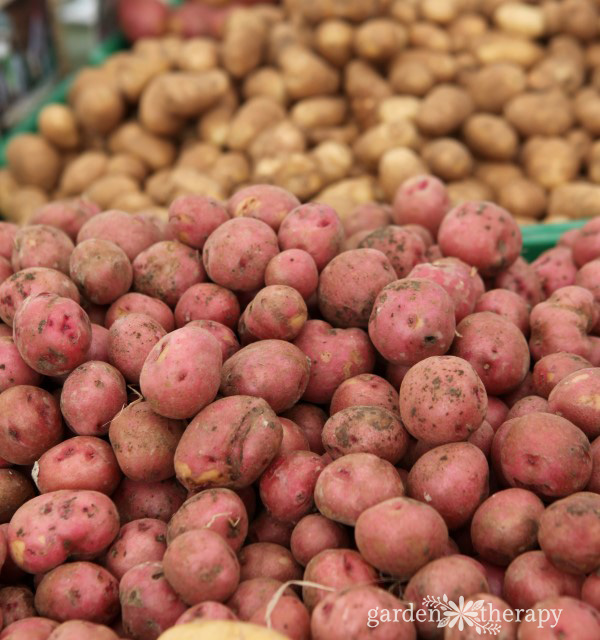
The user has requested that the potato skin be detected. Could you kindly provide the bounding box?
[518,596,600,640]
[228,184,300,231]
[531,246,578,298]
[175,282,241,329]
[264,249,319,301]
[548,368,600,439]
[475,288,530,335]
[330,373,398,416]
[0,470,35,523]
[494,256,543,308]
[187,319,240,362]
[392,174,449,235]
[11,225,74,275]
[290,514,350,567]
[168,195,230,249]
[239,543,302,583]
[0,617,59,640]
[111,477,186,524]
[105,292,174,332]
[226,578,297,622]
[0,585,35,627]
[358,225,426,279]
[0,337,41,393]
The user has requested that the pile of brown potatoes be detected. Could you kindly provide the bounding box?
[4,0,600,225]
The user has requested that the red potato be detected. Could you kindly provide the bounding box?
[330,373,398,416]
[175,602,237,626]
[576,258,600,324]
[0,586,35,627]
[140,326,222,419]
[532,246,578,297]
[247,510,294,546]
[293,320,375,404]
[104,518,167,579]
[573,217,600,267]
[494,256,544,307]
[0,257,12,284]
[249,596,310,640]
[203,218,279,291]
[502,371,537,407]
[443,593,517,640]
[518,596,600,640]
[369,279,456,367]
[13,293,91,376]
[238,285,307,342]
[314,453,404,526]
[167,195,229,250]
[0,223,18,261]
[500,412,592,498]
[111,477,186,524]
[118,0,169,40]
[322,406,409,463]
[290,515,350,566]
[485,396,509,430]
[277,417,310,455]
[174,282,241,329]
[502,551,583,609]
[468,419,495,456]
[470,488,545,566]
[119,561,187,640]
[278,203,344,271]
[186,319,240,361]
[87,324,109,362]
[317,249,396,328]
[559,228,582,249]
[537,492,600,575]
[355,497,449,579]
[61,361,126,436]
[34,436,121,495]
[407,442,489,530]
[239,543,302,583]
[174,396,282,491]
[228,185,300,231]
[133,240,205,307]
[385,361,410,389]
[505,395,549,420]
[475,288,530,334]
[167,488,248,552]
[0,386,63,465]
[227,578,298,621]
[105,292,174,332]
[0,337,41,392]
[7,490,119,574]
[548,368,600,439]
[358,226,426,279]
[29,198,100,241]
[264,249,319,301]
[34,562,118,624]
[400,355,488,445]
[108,312,166,383]
[281,404,327,455]
[11,225,74,275]
[0,469,35,523]
[109,401,184,482]
[588,437,600,493]
[582,572,600,610]
[342,202,391,238]
[302,549,378,611]
[77,210,161,261]
[0,618,59,640]
[451,312,530,396]
[69,239,132,305]
[392,174,450,236]
[532,352,593,398]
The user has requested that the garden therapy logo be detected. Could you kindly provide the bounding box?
[423,595,501,634]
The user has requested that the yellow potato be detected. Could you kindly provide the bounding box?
[158,620,288,640]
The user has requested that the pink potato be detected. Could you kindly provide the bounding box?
[532,246,578,297]
[518,596,600,640]
[187,319,240,361]
[104,518,167,580]
[281,404,327,454]
[133,240,204,306]
[278,203,344,271]
[0,386,63,465]
[559,227,583,249]
[109,401,184,481]
[314,453,404,526]
[369,279,455,367]
[532,352,593,398]
[87,324,109,362]
[167,488,248,552]
[175,602,237,626]
[470,488,545,566]
[238,285,307,342]
[163,529,240,604]
[537,492,600,575]
[588,436,600,493]
[247,510,294,546]
[582,572,600,609]
[105,292,174,331]
[220,340,309,413]
[265,249,319,301]
[399,355,488,444]
[7,490,120,574]
[0,618,58,640]
[392,174,450,235]
[342,202,392,237]
[330,373,398,416]
[249,596,310,640]
[499,412,592,498]
[175,396,282,491]
[47,621,119,640]
[174,282,241,329]
[0,257,12,284]
[11,225,74,274]
[322,406,409,463]
[140,326,222,419]
[468,419,495,456]
[355,497,449,579]
[13,293,91,375]
[0,337,41,392]
[34,562,119,624]
[203,218,279,291]
[486,396,509,430]
[407,442,489,530]
[451,312,530,396]
[277,417,310,455]
[0,469,35,524]
[317,249,396,328]
[572,217,600,266]
[77,210,161,261]
[119,561,187,640]
[239,543,302,583]
[69,239,132,305]
[293,320,375,404]
[108,312,166,383]
[438,200,522,276]
[61,361,127,436]
[227,578,298,621]
[502,551,583,609]
[0,586,35,627]
[228,185,300,231]
[0,223,18,261]
[168,195,229,249]
[111,477,186,524]
[443,593,517,640]
[34,436,121,495]
[548,368,600,439]
[505,395,549,420]
[358,225,426,278]
[29,198,100,240]
[259,451,325,523]
[475,288,530,334]
[494,256,544,307]
[576,258,600,326]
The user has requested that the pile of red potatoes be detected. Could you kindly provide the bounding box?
[0,176,598,640]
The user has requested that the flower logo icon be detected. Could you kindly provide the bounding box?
[422,595,503,635]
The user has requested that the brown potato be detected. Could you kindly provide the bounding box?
[38,105,80,150]
[522,137,581,189]
[421,138,474,181]
[463,113,519,161]
[416,84,474,136]
[498,178,547,220]
[6,134,61,192]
